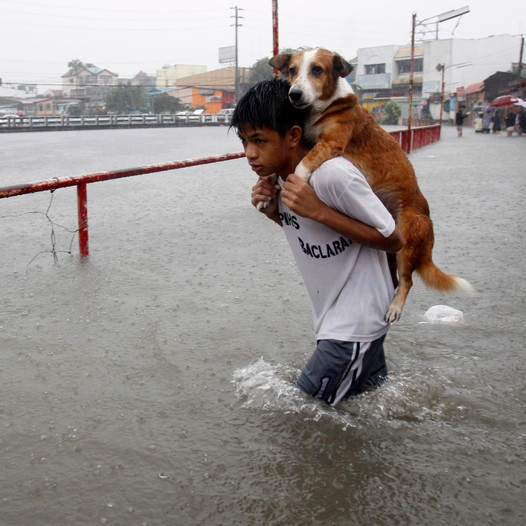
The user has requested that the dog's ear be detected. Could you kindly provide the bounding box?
[269,54,292,77]
[333,54,353,78]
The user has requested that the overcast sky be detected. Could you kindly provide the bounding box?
[1,0,524,89]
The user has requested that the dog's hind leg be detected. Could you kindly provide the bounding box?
[385,249,414,323]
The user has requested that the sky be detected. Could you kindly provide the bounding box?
[0,0,524,91]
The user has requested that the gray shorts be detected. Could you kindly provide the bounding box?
[296,335,388,406]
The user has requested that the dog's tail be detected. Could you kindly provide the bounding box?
[417,261,476,295]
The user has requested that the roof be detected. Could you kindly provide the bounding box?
[465,81,485,94]
[0,86,33,99]
[395,45,424,59]
[86,66,103,75]
[62,65,117,78]
[176,66,252,91]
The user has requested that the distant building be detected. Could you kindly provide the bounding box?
[170,66,251,113]
[131,71,156,87]
[354,34,524,122]
[156,64,207,88]
[23,97,82,116]
[0,85,34,114]
[61,63,117,111]
[117,71,156,87]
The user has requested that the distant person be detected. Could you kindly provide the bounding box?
[492,110,502,134]
[474,113,483,133]
[482,110,492,134]
[517,108,526,137]
[505,109,516,137]
[455,105,469,137]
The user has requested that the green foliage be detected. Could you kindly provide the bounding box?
[382,100,402,125]
[67,104,82,116]
[249,49,305,87]
[152,93,183,114]
[67,59,84,73]
[250,57,275,85]
[105,84,146,114]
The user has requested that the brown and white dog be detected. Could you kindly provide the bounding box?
[269,48,473,322]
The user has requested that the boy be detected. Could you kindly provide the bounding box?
[231,79,402,406]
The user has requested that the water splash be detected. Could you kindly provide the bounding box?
[232,358,458,428]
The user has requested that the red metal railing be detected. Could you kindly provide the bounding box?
[390,124,441,153]
[0,152,245,257]
[0,125,441,257]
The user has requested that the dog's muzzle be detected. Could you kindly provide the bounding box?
[289,89,306,107]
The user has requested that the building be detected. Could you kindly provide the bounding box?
[117,71,156,88]
[156,64,207,88]
[355,44,424,117]
[354,34,524,122]
[169,66,252,113]
[62,64,118,98]
[9,97,81,116]
[0,85,33,114]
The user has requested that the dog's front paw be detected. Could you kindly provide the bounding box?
[256,199,270,211]
[295,160,312,181]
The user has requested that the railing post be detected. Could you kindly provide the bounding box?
[77,183,89,256]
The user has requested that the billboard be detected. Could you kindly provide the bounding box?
[219,46,236,64]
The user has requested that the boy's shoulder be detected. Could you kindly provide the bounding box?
[313,156,365,183]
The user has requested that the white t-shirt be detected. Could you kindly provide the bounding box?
[278,157,396,342]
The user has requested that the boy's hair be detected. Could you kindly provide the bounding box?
[230,78,305,137]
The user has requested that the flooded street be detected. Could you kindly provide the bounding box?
[0,125,525,525]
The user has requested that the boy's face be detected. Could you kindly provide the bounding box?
[237,125,296,179]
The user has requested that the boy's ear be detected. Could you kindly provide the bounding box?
[287,125,303,146]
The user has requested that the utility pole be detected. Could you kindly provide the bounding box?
[518,37,524,82]
[407,12,416,153]
[231,6,243,104]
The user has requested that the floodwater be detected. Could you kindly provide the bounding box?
[0,125,524,525]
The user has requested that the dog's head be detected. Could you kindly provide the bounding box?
[269,48,353,109]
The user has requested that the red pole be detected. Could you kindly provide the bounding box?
[272,0,279,76]
[77,183,89,256]
[272,0,279,57]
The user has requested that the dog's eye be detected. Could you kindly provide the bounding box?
[289,67,296,76]
[312,66,323,76]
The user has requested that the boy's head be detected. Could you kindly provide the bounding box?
[230,78,305,138]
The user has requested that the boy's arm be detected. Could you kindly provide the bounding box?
[251,176,282,225]
[281,174,403,252]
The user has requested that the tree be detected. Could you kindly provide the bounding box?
[250,57,275,85]
[249,48,305,87]
[67,59,85,74]
[382,100,402,125]
[67,104,82,116]
[152,93,183,114]
[105,84,146,114]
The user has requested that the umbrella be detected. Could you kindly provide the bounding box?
[490,95,519,107]
[513,98,526,108]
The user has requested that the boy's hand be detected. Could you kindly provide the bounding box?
[251,176,280,217]
[281,173,324,220]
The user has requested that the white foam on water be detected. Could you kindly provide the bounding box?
[232,358,306,412]
[232,359,455,429]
